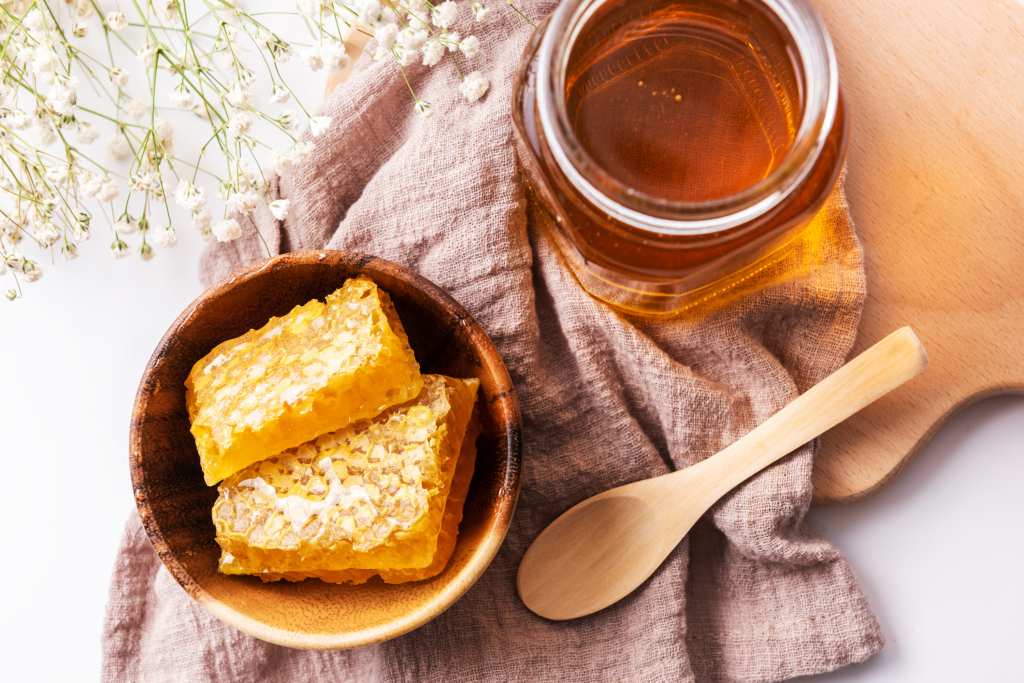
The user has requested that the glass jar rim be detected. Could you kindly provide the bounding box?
[535,0,841,236]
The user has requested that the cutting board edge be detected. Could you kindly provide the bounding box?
[812,383,1024,504]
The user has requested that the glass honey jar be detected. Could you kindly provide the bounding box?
[512,0,846,316]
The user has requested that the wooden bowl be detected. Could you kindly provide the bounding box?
[130,250,522,649]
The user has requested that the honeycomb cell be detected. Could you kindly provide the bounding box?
[213,375,479,579]
[186,277,423,485]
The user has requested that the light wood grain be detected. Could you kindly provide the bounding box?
[517,328,927,620]
[330,2,1024,504]
[811,0,1024,501]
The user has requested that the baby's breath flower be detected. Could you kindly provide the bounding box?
[97,179,120,203]
[396,48,417,67]
[137,45,157,67]
[228,111,253,139]
[72,21,88,38]
[115,216,138,235]
[158,0,180,23]
[77,121,99,144]
[398,28,428,52]
[170,89,199,110]
[459,35,481,59]
[106,136,131,161]
[125,98,148,121]
[192,209,212,235]
[175,181,207,211]
[303,47,324,71]
[227,83,252,108]
[320,41,348,69]
[269,199,290,221]
[472,2,490,21]
[155,119,175,155]
[226,191,259,216]
[108,67,129,88]
[415,100,433,118]
[375,23,399,52]
[106,12,128,32]
[212,217,242,242]
[460,70,490,102]
[358,0,382,25]
[421,40,444,67]
[155,225,177,247]
[61,242,79,260]
[140,242,154,260]
[308,116,332,137]
[270,85,290,104]
[74,0,94,19]
[432,1,459,29]
[45,80,77,115]
[110,237,129,258]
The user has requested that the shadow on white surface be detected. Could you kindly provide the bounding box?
[809,395,1024,682]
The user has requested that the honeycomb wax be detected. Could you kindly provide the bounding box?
[257,412,480,585]
[186,277,423,485]
[213,375,479,578]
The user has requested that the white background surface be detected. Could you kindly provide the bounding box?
[3,10,1024,683]
[5,228,1023,682]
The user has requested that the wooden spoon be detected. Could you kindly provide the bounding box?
[517,326,927,620]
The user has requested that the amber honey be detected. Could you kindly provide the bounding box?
[513,0,846,315]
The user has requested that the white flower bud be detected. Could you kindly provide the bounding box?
[213,218,242,242]
[303,47,324,71]
[308,115,332,137]
[421,40,444,67]
[375,22,399,51]
[77,121,98,144]
[174,181,207,211]
[397,28,428,51]
[226,191,259,216]
[106,11,128,32]
[108,67,129,88]
[459,35,481,59]
[358,0,382,25]
[269,200,290,221]
[228,111,253,139]
[106,136,130,161]
[75,0,94,19]
[110,238,129,258]
[270,85,290,104]
[155,225,177,247]
[115,217,138,235]
[320,41,349,69]
[471,2,490,21]
[170,89,198,110]
[97,179,120,203]
[460,70,490,103]
[432,1,459,29]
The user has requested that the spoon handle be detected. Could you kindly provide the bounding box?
[690,326,928,502]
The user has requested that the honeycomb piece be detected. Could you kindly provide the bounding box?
[186,277,423,485]
[214,375,479,576]
[257,413,480,585]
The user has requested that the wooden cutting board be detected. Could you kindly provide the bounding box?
[331,0,1024,503]
[811,0,1024,502]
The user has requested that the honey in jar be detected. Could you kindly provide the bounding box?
[513,0,846,315]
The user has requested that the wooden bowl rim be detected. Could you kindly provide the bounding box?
[130,249,522,649]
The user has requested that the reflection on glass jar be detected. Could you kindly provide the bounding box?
[513,0,847,316]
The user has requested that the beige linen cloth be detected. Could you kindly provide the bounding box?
[104,3,883,680]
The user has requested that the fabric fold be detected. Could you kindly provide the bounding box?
[106,2,883,680]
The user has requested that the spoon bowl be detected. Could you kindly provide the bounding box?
[518,327,927,620]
